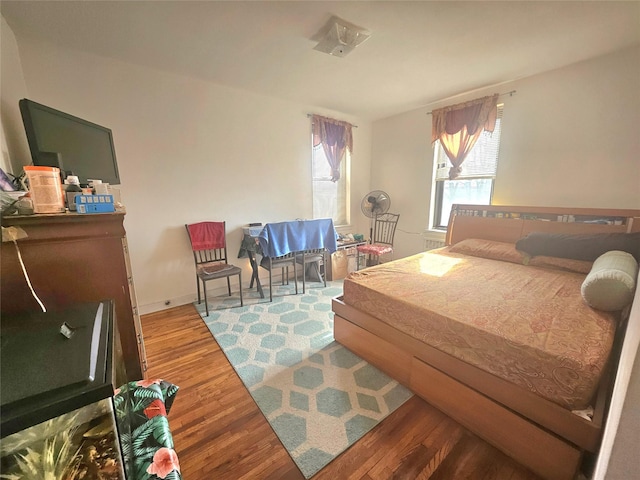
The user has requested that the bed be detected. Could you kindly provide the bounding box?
[332,205,640,480]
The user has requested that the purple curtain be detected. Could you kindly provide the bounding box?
[431,94,499,180]
[312,115,353,182]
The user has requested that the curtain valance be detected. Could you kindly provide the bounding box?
[431,94,499,144]
[430,94,499,180]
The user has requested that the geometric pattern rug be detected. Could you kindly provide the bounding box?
[195,280,413,478]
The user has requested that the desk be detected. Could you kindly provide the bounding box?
[238,233,264,299]
[337,239,367,249]
[239,220,338,298]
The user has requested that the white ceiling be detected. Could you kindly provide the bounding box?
[2,1,639,120]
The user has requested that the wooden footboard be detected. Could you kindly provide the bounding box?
[332,296,615,480]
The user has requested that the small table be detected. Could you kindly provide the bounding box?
[337,239,367,249]
[238,233,264,299]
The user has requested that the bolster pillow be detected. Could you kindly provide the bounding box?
[581,250,638,311]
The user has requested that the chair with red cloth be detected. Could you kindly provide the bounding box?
[356,213,400,269]
[185,221,243,314]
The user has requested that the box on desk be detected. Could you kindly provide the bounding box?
[243,226,264,237]
[75,194,115,214]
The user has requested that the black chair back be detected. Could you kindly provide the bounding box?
[373,213,400,246]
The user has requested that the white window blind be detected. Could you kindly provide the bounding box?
[434,105,503,181]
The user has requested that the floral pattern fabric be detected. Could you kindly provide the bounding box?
[114,379,181,480]
[356,243,393,256]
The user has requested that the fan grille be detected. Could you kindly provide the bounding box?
[361,190,390,218]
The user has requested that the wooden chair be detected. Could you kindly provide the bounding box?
[185,222,243,315]
[260,253,298,302]
[296,248,327,293]
[356,213,400,269]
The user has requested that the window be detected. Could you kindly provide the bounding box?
[431,105,503,229]
[312,142,349,226]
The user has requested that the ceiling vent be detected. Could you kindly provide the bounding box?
[313,16,371,58]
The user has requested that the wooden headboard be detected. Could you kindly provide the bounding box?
[445,204,640,246]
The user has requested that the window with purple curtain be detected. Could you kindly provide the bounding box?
[311,115,353,226]
[431,102,504,229]
[431,94,499,180]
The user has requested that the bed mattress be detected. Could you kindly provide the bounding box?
[343,247,617,409]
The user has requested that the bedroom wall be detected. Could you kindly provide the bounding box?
[371,44,640,260]
[0,17,30,176]
[2,30,372,313]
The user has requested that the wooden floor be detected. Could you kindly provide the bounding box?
[141,304,541,480]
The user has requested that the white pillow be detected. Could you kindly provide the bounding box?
[581,250,638,311]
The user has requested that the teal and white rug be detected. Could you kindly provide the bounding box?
[196,281,413,478]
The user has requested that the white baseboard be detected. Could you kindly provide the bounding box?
[138,271,288,315]
[138,292,198,315]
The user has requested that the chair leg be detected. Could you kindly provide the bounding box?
[302,255,306,294]
[269,269,273,302]
[238,272,243,307]
[196,276,202,303]
[311,262,321,287]
[226,277,232,297]
[293,260,298,295]
[203,280,209,316]
[323,251,327,286]
[316,253,327,287]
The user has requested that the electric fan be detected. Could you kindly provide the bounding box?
[361,190,391,241]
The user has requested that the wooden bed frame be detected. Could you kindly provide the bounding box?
[332,205,640,480]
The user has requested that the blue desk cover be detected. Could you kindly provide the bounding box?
[258,219,338,258]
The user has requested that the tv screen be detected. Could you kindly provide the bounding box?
[19,99,120,185]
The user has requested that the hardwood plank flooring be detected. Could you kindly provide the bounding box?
[141,304,541,480]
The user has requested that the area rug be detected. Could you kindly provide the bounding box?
[195,281,413,478]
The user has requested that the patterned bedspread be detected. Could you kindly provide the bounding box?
[343,247,617,409]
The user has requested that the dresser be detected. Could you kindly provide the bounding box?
[1,212,146,380]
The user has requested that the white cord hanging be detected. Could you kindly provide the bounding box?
[3,226,47,312]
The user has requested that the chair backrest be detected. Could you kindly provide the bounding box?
[300,248,327,263]
[372,213,399,246]
[185,222,229,266]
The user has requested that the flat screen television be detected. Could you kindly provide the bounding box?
[19,99,120,185]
